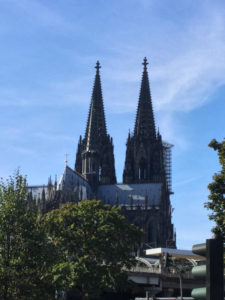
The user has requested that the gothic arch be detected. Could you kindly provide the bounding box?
[138,157,147,180]
[145,218,157,246]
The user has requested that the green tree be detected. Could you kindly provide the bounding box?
[205,139,225,239]
[0,171,57,300]
[44,200,142,300]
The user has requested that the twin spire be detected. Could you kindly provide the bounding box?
[84,57,156,150]
[85,61,107,151]
[76,58,157,186]
[81,61,116,187]
[134,57,156,140]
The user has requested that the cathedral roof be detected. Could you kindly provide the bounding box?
[57,165,92,198]
[97,183,162,206]
[27,185,48,200]
[134,57,156,139]
[84,61,107,151]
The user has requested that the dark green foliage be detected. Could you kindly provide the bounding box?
[44,200,142,299]
[205,139,225,239]
[161,253,192,276]
[0,172,142,299]
[0,171,57,300]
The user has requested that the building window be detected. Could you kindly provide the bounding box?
[99,166,102,181]
[139,158,146,180]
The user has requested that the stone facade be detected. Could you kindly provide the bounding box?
[28,58,176,249]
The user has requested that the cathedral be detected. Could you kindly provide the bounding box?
[28,58,176,249]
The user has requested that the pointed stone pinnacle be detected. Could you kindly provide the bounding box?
[134,58,156,139]
[85,61,107,151]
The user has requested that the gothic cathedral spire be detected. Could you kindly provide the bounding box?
[85,61,107,151]
[134,57,156,140]
[75,62,116,190]
[123,58,165,184]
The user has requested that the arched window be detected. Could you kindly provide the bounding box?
[139,157,146,180]
[99,166,102,181]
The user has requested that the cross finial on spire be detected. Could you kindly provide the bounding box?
[95,61,101,72]
[65,153,69,166]
[142,57,148,70]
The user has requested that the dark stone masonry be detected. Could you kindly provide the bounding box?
[28,58,176,250]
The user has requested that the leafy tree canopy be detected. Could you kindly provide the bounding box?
[205,139,225,239]
[0,171,57,300]
[44,200,142,300]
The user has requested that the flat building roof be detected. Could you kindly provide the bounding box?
[145,247,205,260]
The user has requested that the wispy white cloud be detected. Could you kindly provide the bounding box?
[1,127,22,138]
[174,175,204,187]
[102,9,225,115]
[1,0,224,167]
[3,1,225,116]
[0,83,89,108]
[97,8,225,150]
[48,78,91,106]
[8,0,75,32]
[153,26,225,113]
[34,132,75,142]
[10,145,35,156]
[157,112,190,150]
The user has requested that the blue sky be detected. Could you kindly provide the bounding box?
[0,0,225,249]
